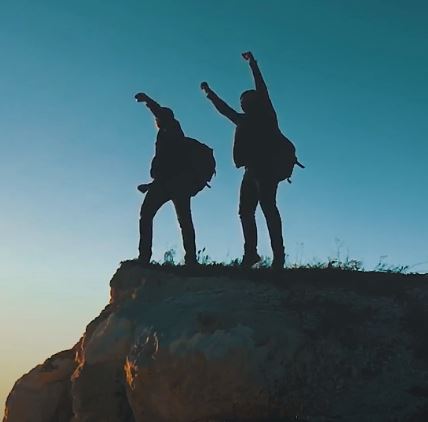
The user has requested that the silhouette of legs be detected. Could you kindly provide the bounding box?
[139,183,170,264]
[239,171,259,263]
[172,195,197,264]
[258,177,285,268]
[239,169,284,267]
[139,181,196,265]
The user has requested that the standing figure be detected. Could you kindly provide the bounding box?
[201,51,287,269]
[134,92,197,266]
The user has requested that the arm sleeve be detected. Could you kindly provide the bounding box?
[206,89,241,125]
[144,96,163,118]
[249,59,278,122]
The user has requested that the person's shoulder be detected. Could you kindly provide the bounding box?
[173,119,185,131]
[234,113,245,123]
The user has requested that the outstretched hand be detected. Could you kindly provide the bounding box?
[200,82,210,93]
[135,92,149,103]
[242,51,255,62]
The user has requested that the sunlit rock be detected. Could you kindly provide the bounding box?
[3,262,428,421]
[3,349,76,422]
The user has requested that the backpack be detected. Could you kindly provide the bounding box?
[273,134,304,183]
[184,137,216,196]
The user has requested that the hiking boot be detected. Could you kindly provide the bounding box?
[184,254,198,267]
[184,260,200,268]
[137,254,151,267]
[241,252,261,268]
[272,255,285,270]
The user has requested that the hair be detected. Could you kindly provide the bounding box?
[240,89,258,101]
[155,107,175,129]
[240,89,261,113]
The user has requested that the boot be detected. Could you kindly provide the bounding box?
[137,253,151,267]
[241,252,261,268]
[184,252,198,267]
[272,252,285,270]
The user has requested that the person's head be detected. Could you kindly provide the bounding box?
[240,89,261,114]
[155,107,175,128]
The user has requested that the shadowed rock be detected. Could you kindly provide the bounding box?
[3,263,428,421]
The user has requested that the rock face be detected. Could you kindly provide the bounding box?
[3,262,428,421]
[3,349,75,422]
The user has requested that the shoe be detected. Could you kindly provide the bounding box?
[241,252,261,268]
[137,254,151,267]
[272,256,285,270]
[185,260,200,268]
[184,256,199,267]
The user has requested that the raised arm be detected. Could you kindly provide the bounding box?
[134,92,164,118]
[201,82,241,125]
[242,52,276,117]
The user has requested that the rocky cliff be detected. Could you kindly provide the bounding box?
[3,262,428,421]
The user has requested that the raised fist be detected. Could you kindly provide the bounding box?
[135,92,149,103]
[200,82,210,93]
[242,51,254,62]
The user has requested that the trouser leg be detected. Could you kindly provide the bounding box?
[172,194,196,264]
[259,178,285,262]
[239,170,259,256]
[138,184,169,263]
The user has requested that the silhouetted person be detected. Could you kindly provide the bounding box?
[134,92,197,266]
[201,51,285,269]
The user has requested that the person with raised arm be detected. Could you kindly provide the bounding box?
[134,92,197,266]
[201,51,286,269]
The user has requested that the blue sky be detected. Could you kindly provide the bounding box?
[1,0,427,412]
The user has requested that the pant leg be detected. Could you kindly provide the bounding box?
[239,169,260,256]
[139,183,170,262]
[258,177,285,260]
[172,194,196,263]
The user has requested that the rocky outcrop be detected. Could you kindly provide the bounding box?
[3,262,428,421]
[3,349,75,422]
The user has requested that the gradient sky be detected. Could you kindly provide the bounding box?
[1,0,427,412]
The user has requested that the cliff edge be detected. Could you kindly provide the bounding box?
[3,262,428,421]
